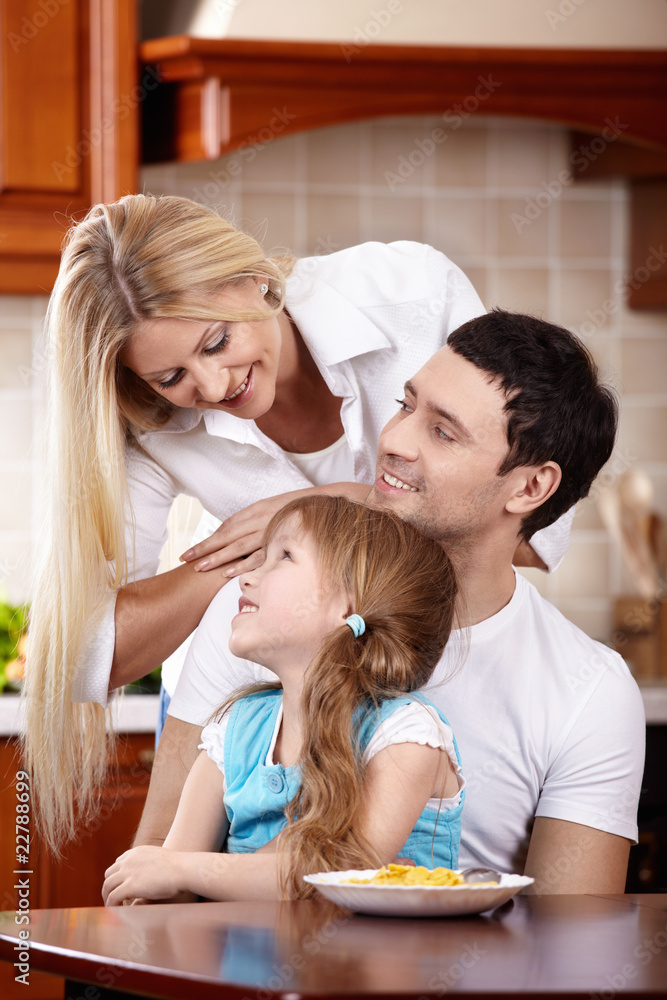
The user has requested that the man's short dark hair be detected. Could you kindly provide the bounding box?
[447,309,618,542]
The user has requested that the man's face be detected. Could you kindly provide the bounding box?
[370,346,519,548]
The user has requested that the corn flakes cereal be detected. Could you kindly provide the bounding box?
[345,864,466,886]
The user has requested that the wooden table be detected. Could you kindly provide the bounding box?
[1,895,667,999]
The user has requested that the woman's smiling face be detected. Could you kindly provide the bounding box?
[121,279,283,418]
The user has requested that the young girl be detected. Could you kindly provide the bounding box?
[102,496,463,903]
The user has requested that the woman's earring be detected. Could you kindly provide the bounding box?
[259,282,269,296]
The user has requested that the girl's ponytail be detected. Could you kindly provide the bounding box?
[279,627,381,897]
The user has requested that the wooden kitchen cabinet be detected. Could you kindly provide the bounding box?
[0,0,138,294]
[140,37,667,308]
[0,731,153,1000]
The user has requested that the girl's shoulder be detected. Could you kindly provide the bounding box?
[354,693,449,743]
[377,692,446,722]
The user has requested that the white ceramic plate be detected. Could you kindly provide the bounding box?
[303,869,534,917]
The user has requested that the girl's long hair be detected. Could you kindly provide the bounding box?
[24,194,288,853]
[231,495,458,898]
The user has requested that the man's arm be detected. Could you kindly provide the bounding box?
[133,715,203,847]
[523,817,631,893]
[521,645,643,894]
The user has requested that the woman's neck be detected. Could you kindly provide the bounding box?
[254,311,344,453]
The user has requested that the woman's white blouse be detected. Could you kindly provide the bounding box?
[73,241,571,704]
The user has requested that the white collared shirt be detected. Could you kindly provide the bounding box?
[73,241,568,704]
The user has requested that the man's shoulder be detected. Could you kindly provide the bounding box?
[513,574,641,700]
[442,572,639,708]
[518,575,621,660]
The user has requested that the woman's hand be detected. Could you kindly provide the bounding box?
[180,483,371,578]
[102,846,188,907]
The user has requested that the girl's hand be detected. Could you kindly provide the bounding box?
[179,484,370,578]
[102,846,187,907]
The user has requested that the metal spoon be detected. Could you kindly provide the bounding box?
[460,867,501,884]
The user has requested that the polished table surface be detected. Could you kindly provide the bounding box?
[1,894,667,999]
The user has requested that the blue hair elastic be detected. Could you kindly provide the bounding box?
[345,614,366,638]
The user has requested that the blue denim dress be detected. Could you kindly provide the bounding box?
[222,688,464,869]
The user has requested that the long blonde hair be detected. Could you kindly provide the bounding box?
[219,495,458,898]
[25,194,288,853]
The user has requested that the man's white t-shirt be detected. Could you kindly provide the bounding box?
[168,572,645,875]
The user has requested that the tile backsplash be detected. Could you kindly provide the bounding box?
[0,296,48,605]
[1,115,665,648]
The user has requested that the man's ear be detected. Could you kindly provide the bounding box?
[505,461,561,515]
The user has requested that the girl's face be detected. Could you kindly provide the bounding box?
[120,279,282,419]
[230,516,349,673]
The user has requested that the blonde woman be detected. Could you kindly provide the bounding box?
[25,193,562,851]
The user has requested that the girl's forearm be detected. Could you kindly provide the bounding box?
[179,850,283,901]
[110,562,228,689]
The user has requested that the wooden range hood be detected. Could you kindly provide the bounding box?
[140,37,667,309]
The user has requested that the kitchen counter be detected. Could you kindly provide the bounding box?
[641,683,667,724]
[0,693,160,736]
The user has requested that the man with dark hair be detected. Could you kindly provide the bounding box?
[448,309,618,540]
[137,310,644,893]
[370,309,642,889]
